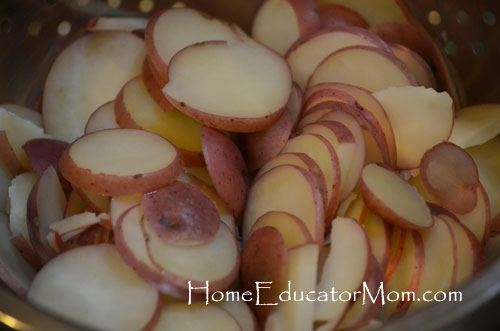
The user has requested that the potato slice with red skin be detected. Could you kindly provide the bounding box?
[303,88,357,114]
[285,26,391,90]
[163,40,292,132]
[457,183,491,243]
[297,99,356,129]
[389,43,436,88]
[10,234,44,271]
[0,104,43,128]
[218,300,259,331]
[86,17,148,32]
[361,163,433,230]
[59,129,183,196]
[22,138,69,175]
[243,108,294,172]
[27,166,67,262]
[241,226,288,321]
[421,142,479,215]
[318,4,369,29]
[309,45,418,91]
[256,153,328,209]
[242,164,324,243]
[145,8,240,86]
[141,182,219,245]
[73,187,110,214]
[142,59,174,113]
[84,101,119,134]
[252,0,319,55]
[248,211,312,249]
[28,245,162,331]
[201,127,249,217]
[288,82,304,131]
[115,75,204,167]
[0,131,25,176]
[281,133,341,221]
[449,104,500,149]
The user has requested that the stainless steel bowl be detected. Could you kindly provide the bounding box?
[1,0,499,330]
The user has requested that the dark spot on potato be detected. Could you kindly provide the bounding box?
[133,174,143,179]
[180,102,186,107]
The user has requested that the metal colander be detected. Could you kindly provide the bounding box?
[0,0,499,330]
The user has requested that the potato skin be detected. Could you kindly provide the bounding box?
[201,126,249,217]
[59,130,184,197]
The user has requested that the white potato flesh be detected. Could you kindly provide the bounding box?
[218,300,257,331]
[373,86,454,169]
[315,217,370,322]
[309,46,416,92]
[287,29,388,90]
[42,31,145,142]
[154,302,240,331]
[362,164,432,228]
[456,185,489,242]
[249,211,311,248]
[0,212,36,295]
[449,104,500,149]
[49,211,100,235]
[0,108,48,169]
[28,245,159,331]
[110,195,141,226]
[69,129,177,177]
[252,0,299,55]
[390,44,435,88]
[8,172,38,243]
[84,101,119,134]
[242,165,322,242]
[144,220,238,283]
[163,39,292,118]
[152,8,240,66]
[0,104,43,128]
[88,17,149,32]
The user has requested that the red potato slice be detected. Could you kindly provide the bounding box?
[0,104,43,128]
[59,129,183,196]
[114,204,196,299]
[243,108,293,172]
[242,164,324,243]
[142,59,175,113]
[361,163,433,229]
[0,213,36,297]
[241,226,288,320]
[408,216,457,312]
[281,134,340,221]
[8,172,38,244]
[306,82,396,166]
[154,302,241,331]
[201,127,249,217]
[420,142,480,215]
[467,136,500,222]
[288,82,304,131]
[303,88,357,113]
[378,229,424,319]
[320,111,366,199]
[87,17,149,32]
[335,257,383,330]
[449,104,500,149]
[22,138,69,175]
[10,235,44,271]
[163,40,292,132]
[317,0,408,26]
[315,217,371,323]
[143,217,239,293]
[286,26,391,90]
[373,86,454,169]
[28,245,161,331]
[27,166,67,262]
[42,31,145,142]
[73,187,110,213]
[145,8,240,86]
[115,75,204,167]
[370,22,434,65]
[456,184,491,243]
[248,211,313,249]
[141,182,220,245]
[218,300,259,331]
[390,43,436,88]
[0,160,12,211]
[177,172,236,234]
[110,195,142,227]
[84,101,119,134]
[430,206,484,286]
[0,108,48,170]
[256,153,329,209]
[184,167,213,187]
[265,244,319,331]
[252,0,319,55]
[0,131,25,176]
[308,45,418,91]
[297,100,349,129]
[318,4,369,29]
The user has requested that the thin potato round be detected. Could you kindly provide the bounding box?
[59,129,183,196]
